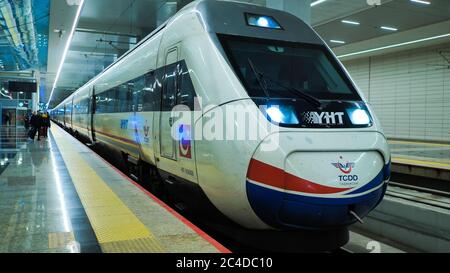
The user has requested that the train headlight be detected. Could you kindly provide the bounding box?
[246,13,282,29]
[266,105,299,124]
[348,109,370,125]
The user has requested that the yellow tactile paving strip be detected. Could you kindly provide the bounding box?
[392,157,450,170]
[51,126,164,252]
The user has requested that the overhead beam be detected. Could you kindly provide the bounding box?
[69,45,119,56]
[0,70,35,78]
[77,20,143,39]
[76,27,139,39]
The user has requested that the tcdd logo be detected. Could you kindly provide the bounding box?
[143,121,150,143]
[332,156,358,182]
[179,125,191,159]
[143,121,150,137]
[332,157,355,174]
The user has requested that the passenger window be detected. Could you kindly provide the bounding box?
[126,84,133,112]
[118,84,130,112]
[142,72,156,112]
[96,93,105,113]
[162,64,177,111]
[132,77,143,112]
[177,62,195,110]
[102,91,110,113]
[111,88,119,113]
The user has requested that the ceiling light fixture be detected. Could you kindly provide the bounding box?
[342,20,360,25]
[311,0,327,7]
[337,33,450,58]
[330,40,346,44]
[380,26,398,31]
[47,0,85,107]
[410,0,431,5]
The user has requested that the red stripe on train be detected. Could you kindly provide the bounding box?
[247,159,352,194]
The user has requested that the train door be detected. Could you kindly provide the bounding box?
[63,105,66,127]
[159,47,179,161]
[70,96,74,129]
[90,87,97,143]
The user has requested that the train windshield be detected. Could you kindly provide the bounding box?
[219,35,361,101]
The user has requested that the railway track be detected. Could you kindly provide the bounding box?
[387,181,450,210]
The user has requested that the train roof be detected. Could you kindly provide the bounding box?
[192,0,323,45]
[54,0,324,109]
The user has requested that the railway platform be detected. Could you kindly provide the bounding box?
[389,140,450,186]
[390,140,450,170]
[0,125,228,253]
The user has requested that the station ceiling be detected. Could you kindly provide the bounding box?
[0,0,449,108]
[0,0,48,97]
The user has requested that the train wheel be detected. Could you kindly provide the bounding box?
[138,161,165,197]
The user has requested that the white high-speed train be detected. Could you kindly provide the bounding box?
[52,0,391,250]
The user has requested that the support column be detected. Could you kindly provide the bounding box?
[33,70,40,112]
[266,0,311,25]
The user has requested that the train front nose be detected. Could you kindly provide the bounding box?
[246,132,390,229]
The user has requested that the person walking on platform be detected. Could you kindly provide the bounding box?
[41,112,50,138]
[37,112,44,140]
[5,112,11,126]
[29,112,42,141]
[24,112,30,130]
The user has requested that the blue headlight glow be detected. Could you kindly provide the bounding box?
[246,13,282,29]
[257,17,269,28]
[266,105,299,124]
[348,109,371,125]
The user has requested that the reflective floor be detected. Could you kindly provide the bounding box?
[0,126,99,253]
[0,125,224,253]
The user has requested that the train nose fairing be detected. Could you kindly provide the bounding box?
[246,132,391,229]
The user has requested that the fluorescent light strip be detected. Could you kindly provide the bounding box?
[330,40,346,44]
[410,0,431,5]
[380,26,398,31]
[337,33,450,58]
[311,0,327,7]
[342,20,360,25]
[47,0,85,107]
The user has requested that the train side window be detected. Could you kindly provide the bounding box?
[118,84,130,112]
[132,76,143,112]
[177,62,195,110]
[126,84,133,112]
[95,95,100,113]
[84,97,90,114]
[102,91,109,113]
[106,88,117,113]
[79,98,86,114]
[96,93,105,113]
[100,92,107,113]
[162,64,177,111]
[142,72,156,112]
[112,88,119,113]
